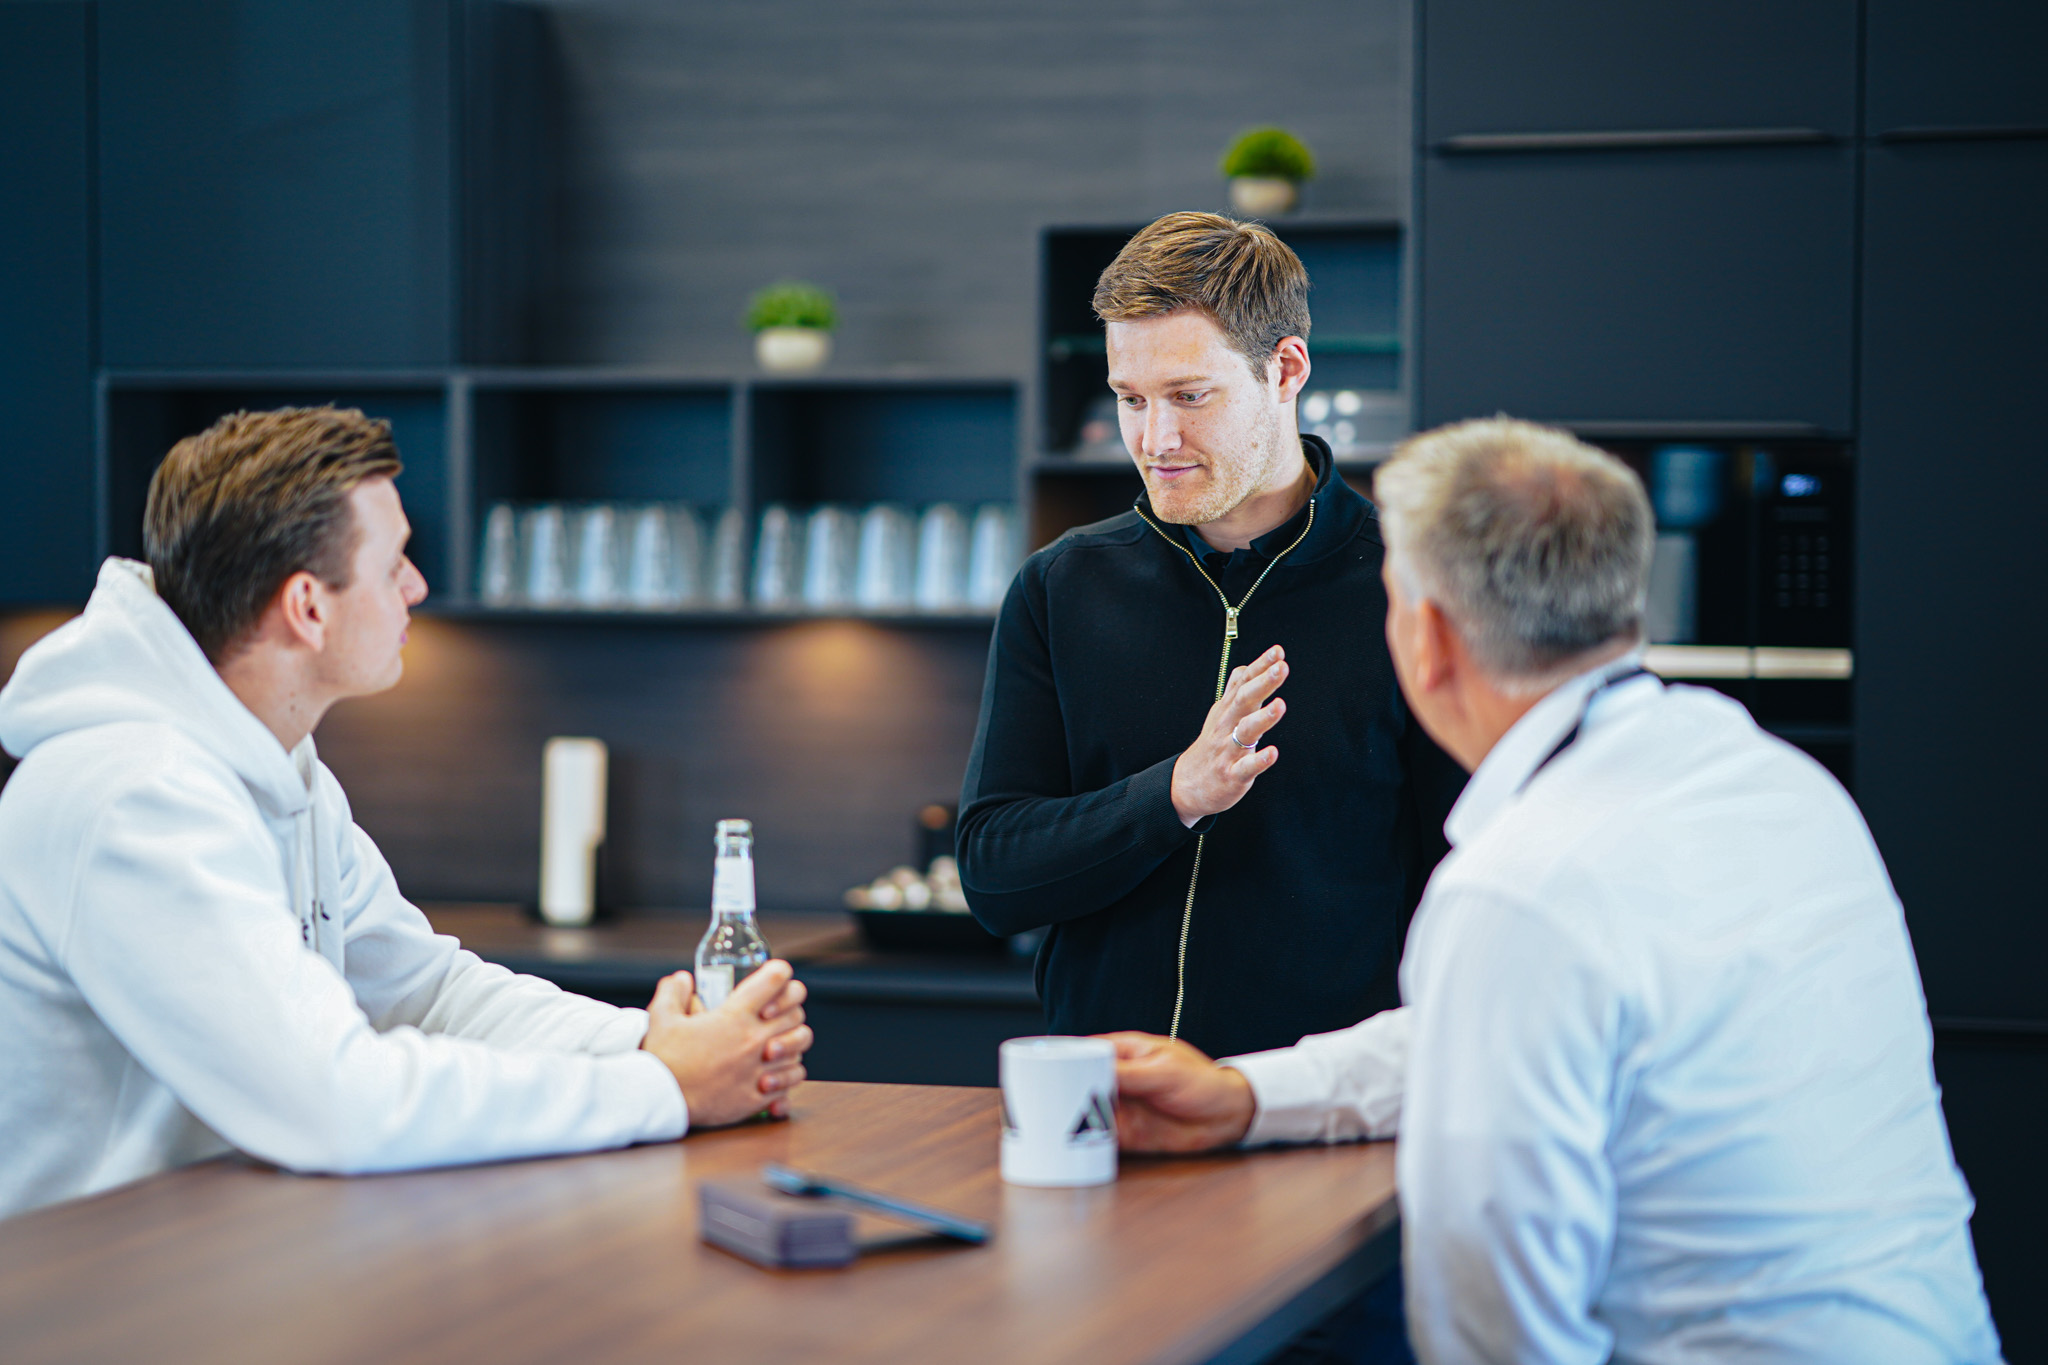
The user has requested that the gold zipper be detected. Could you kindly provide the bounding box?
[1132,498,1315,1039]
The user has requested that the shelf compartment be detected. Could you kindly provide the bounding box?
[748,382,1017,508]
[468,382,734,507]
[100,373,453,588]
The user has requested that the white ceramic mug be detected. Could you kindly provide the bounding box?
[999,1035,1117,1187]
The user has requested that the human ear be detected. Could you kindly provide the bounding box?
[274,571,328,652]
[1413,597,1459,695]
[1270,337,1311,404]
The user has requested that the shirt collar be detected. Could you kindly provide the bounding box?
[1442,650,1653,848]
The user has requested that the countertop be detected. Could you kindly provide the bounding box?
[425,903,1040,1008]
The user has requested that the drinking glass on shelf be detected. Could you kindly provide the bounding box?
[571,504,622,608]
[668,504,706,606]
[623,504,678,608]
[854,504,916,612]
[478,503,519,606]
[914,504,969,612]
[802,505,858,610]
[521,504,568,607]
[966,504,1019,610]
[752,504,802,609]
[707,506,747,608]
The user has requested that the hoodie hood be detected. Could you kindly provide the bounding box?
[0,559,310,819]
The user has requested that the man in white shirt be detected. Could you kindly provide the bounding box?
[0,406,811,1218]
[1108,418,2003,1363]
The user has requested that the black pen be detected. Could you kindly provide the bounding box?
[759,1164,992,1244]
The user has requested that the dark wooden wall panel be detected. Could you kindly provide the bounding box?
[311,617,994,911]
[539,0,1409,371]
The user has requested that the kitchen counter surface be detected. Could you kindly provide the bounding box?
[425,905,1043,1086]
[424,903,1039,1007]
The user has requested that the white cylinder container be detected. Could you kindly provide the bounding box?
[538,737,608,926]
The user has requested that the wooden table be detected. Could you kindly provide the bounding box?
[0,1083,1399,1365]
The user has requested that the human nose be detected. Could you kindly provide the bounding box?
[401,556,429,606]
[1143,402,1181,458]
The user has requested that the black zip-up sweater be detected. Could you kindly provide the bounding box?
[958,437,1466,1061]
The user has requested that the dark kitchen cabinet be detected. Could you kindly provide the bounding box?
[1856,139,2048,1023]
[1415,144,1855,430]
[1865,0,2048,136]
[1420,0,1858,142]
[0,3,97,606]
[96,0,554,371]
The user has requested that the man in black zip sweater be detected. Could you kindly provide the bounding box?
[959,213,1465,1063]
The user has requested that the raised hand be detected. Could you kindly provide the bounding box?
[1103,1031,1256,1153]
[640,961,812,1126]
[1169,645,1288,827]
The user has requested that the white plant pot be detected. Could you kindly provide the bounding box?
[755,326,832,373]
[1229,176,1300,216]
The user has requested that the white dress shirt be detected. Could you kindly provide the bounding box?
[1225,660,2003,1364]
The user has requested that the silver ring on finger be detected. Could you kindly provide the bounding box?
[1230,725,1258,750]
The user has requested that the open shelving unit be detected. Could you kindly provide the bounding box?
[98,368,1024,626]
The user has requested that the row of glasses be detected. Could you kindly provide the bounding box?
[479,503,748,609]
[477,501,1019,614]
[751,503,1018,612]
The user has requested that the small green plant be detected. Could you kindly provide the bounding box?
[745,280,837,333]
[1220,127,1317,182]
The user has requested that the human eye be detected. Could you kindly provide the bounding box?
[1117,393,1144,409]
[1176,389,1208,405]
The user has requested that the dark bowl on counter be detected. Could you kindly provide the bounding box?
[851,907,1009,955]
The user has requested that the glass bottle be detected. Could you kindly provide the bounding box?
[695,818,770,1009]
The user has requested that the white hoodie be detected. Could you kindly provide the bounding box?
[0,560,686,1217]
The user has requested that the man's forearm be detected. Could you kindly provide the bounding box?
[1222,1006,1410,1145]
[958,757,1202,935]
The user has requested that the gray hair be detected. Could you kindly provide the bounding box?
[1373,418,1654,688]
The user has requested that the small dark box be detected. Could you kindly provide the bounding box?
[699,1181,855,1269]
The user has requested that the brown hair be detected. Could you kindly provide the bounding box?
[143,407,403,661]
[1091,211,1312,372]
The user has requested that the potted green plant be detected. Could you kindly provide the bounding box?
[1220,127,1316,216]
[745,280,837,372]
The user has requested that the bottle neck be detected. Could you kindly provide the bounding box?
[711,851,756,919]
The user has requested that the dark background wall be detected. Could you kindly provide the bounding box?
[0,0,1414,909]
[540,0,1409,370]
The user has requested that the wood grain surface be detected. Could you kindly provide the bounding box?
[0,1082,1398,1365]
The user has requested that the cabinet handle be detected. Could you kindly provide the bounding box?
[1560,420,1828,440]
[1877,125,2048,145]
[1434,127,1836,154]
[1930,1016,2048,1041]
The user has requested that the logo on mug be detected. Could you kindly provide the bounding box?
[1068,1091,1115,1146]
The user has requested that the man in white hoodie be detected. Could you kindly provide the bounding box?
[0,406,811,1218]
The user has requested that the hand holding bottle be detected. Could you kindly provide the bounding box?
[641,962,812,1126]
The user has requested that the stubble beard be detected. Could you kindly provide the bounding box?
[1147,408,1288,527]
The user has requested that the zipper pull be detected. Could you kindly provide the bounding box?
[1224,606,1239,640]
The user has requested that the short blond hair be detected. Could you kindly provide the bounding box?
[144,407,403,661]
[1092,211,1310,372]
[1374,418,1653,684]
